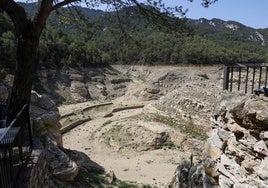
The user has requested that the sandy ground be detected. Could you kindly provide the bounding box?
[61,65,221,187]
[62,107,184,187]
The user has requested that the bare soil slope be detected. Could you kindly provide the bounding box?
[62,65,224,187]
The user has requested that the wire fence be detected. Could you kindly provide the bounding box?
[0,104,33,188]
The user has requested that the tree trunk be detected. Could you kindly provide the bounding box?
[1,1,53,124]
[7,21,39,123]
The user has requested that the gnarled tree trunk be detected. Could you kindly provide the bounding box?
[0,0,53,123]
[7,22,39,122]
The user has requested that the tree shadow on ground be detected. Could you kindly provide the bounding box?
[55,148,143,188]
[55,148,108,188]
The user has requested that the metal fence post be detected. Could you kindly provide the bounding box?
[223,66,230,90]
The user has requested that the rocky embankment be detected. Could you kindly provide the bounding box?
[30,91,79,185]
[37,66,132,103]
[170,93,268,188]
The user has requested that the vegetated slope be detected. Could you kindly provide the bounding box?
[0,3,267,69]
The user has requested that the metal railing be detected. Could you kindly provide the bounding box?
[223,64,268,95]
[0,104,33,188]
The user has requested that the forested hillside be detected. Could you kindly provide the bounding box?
[0,2,267,69]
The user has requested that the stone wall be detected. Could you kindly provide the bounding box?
[17,140,50,188]
[17,90,79,188]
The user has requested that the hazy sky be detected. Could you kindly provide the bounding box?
[171,0,268,29]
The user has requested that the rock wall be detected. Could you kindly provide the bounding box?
[16,90,80,187]
[170,93,268,188]
[18,140,50,188]
[35,66,132,103]
[30,91,79,182]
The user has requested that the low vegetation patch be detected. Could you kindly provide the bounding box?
[146,114,208,141]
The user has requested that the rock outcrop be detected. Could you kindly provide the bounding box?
[146,68,223,130]
[170,93,268,188]
[70,81,89,102]
[30,91,79,182]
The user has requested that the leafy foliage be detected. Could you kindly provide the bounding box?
[0,3,267,68]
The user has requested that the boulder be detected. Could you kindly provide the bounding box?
[70,81,89,102]
[230,96,268,129]
[254,157,268,180]
[253,140,268,156]
[70,81,88,97]
[31,91,57,111]
[110,78,131,84]
[91,76,105,83]
[260,131,268,140]
[69,74,84,81]
[46,137,79,181]
[149,132,169,149]
[144,87,160,94]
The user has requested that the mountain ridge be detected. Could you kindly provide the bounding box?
[188,17,267,46]
[16,2,268,47]
[0,3,267,67]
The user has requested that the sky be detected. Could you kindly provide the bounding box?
[167,0,268,29]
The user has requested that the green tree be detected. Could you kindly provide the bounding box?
[0,31,17,68]
[265,50,268,63]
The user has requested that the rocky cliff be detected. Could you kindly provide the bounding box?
[170,93,268,187]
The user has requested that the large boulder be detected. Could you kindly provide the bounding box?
[31,91,62,146]
[46,137,79,181]
[31,91,57,111]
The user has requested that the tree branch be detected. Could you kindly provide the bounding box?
[0,0,28,36]
[50,0,80,11]
[202,0,218,7]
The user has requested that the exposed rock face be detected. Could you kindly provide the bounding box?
[209,94,268,187]
[47,137,79,181]
[170,93,268,187]
[31,91,62,146]
[70,81,89,102]
[30,91,79,181]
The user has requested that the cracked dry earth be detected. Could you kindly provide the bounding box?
[61,65,224,187]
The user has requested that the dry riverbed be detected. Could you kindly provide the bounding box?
[62,65,223,187]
